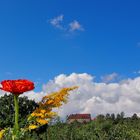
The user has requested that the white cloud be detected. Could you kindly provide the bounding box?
[24,73,140,118]
[134,70,140,74]
[69,20,84,32]
[2,73,140,119]
[49,15,84,33]
[101,72,119,83]
[137,42,140,47]
[0,89,8,97]
[49,15,64,29]
[0,84,6,97]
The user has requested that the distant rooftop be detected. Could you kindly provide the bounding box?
[67,114,91,120]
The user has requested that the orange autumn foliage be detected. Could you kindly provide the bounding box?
[28,86,78,129]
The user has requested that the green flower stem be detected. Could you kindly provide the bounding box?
[14,95,19,134]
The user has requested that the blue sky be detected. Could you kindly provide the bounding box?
[0,0,140,90]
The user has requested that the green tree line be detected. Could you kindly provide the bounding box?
[1,95,140,140]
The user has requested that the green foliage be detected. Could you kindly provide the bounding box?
[2,112,140,139]
[0,94,38,129]
[44,113,140,140]
[1,95,140,140]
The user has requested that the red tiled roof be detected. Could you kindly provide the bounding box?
[67,114,91,120]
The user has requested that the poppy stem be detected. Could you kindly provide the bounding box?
[14,95,19,135]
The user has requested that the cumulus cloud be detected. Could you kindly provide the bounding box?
[22,73,140,118]
[2,73,140,119]
[49,15,64,29]
[101,72,119,83]
[0,87,8,97]
[0,84,5,96]
[69,20,84,32]
[48,74,140,118]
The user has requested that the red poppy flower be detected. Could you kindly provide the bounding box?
[0,79,34,95]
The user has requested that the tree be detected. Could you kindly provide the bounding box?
[120,112,125,119]
[0,94,38,128]
[110,113,115,121]
[96,114,105,122]
[132,113,138,120]
[105,113,111,120]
